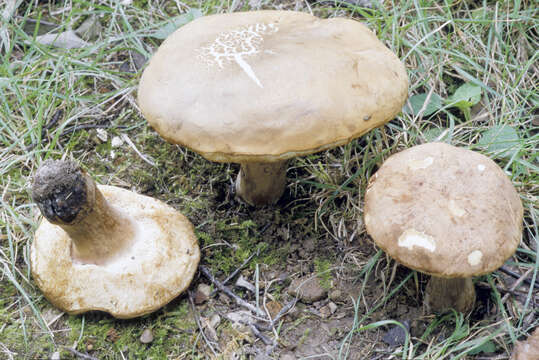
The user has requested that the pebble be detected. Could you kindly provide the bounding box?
[194,283,211,304]
[329,289,343,302]
[140,328,154,344]
[287,276,327,303]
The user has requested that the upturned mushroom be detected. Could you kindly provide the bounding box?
[138,10,408,206]
[31,160,200,318]
[364,143,523,313]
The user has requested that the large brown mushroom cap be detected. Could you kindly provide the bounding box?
[31,186,200,319]
[138,10,408,163]
[364,142,523,278]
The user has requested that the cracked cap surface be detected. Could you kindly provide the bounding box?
[364,142,523,278]
[138,10,408,163]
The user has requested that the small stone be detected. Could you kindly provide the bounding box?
[328,301,338,314]
[303,238,316,252]
[201,317,218,342]
[319,305,331,318]
[96,128,108,142]
[111,136,123,147]
[209,314,221,328]
[194,283,211,304]
[51,351,61,360]
[329,289,343,302]
[140,328,154,344]
[280,354,296,360]
[287,276,327,303]
[382,320,410,347]
[86,343,93,351]
[254,354,272,360]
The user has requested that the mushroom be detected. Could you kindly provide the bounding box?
[363,143,523,313]
[138,10,408,206]
[31,160,200,318]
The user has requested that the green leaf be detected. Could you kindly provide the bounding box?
[478,125,520,158]
[403,93,443,116]
[468,340,498,355]
[150,9,203,39]
[445,82,482,111]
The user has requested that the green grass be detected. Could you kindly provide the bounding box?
[0,0,537,359]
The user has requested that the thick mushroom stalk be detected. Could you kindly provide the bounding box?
[425,277,476,313]
[235,161,287,206]
[32,160,133,265]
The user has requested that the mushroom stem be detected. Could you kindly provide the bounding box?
[32,160,133,265]
[425,276,476,313]
[235,161,287,206]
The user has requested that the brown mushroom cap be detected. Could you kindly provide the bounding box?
[364,142,523,278]
[138,10,408,163]
[31,186,200,319]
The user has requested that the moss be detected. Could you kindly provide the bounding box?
[314,257,334,290]
[65,302,197,359]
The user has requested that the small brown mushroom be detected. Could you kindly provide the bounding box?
[31,160,200,318]
[364,143,523,313]
[138,10,408,206]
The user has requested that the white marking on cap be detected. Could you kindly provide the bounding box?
[477,164,485,172]
[398,229,436,252]
[448,199,466,217]
[197,23,279,88]
[467,250,483,266]
[408,157,434,170]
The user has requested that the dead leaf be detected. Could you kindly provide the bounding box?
[75,16,102,41]
[35,30,89,49]
[106,328,120,343]
[265,301,282,319]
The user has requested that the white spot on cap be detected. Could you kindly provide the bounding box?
[467,250,483,266]
[408,157,434,170]
[448,199,466,217]
[398,229,436,252]
[477,164,485,172]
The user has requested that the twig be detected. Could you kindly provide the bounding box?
[62,346,99,360]
[60,123,127,137]
[256,299,297,331]
[499,265,539,288]
[209,248,259,297]
[45,109,63,131]
[199,265,265,317]
[25,109,64,151]
[121,133,156,167]
[250,324,274,346]
[188,291,219,357]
